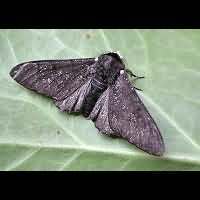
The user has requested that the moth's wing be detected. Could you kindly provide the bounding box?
[10,58,95,112]
[89,73,164,156]
[89,88,116,135]
[109,73,165,156]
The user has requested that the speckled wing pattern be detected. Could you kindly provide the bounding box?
[9,58,95,113]
[89,88,116,135]
[90,73,165,156]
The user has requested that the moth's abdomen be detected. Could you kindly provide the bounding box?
[82,78,107,117]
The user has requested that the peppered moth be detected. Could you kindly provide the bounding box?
[9,52,165,156]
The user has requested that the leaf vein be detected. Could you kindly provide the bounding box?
[59,151,83,171]
[53,34,84,57]
[6,37,18,63]
[99,29,112,51]
[140,93,200,150]
[5,148,41,171]
[0,94,85,146]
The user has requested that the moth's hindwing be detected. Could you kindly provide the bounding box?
[89,88,116,135]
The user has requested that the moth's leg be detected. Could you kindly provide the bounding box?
[126,69,144,91]
[133,76,145,82]
[132,76,144,91]
[125,69,145,79]
[134,86,143,92]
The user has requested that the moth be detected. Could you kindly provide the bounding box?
[9,52,165,156]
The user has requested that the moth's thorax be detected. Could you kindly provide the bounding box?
[94,52,125,85]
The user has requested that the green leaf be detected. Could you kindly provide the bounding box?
[1,29,200,170]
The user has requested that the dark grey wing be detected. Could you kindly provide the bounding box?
[109,73,165,156]
[89,88,116,135]
[89,73,164,156]
[10,58,96,113]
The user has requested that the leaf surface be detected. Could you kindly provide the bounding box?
[0,29,200,170]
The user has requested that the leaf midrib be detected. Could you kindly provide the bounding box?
[1,142,200,167]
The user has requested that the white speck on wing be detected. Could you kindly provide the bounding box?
[58,71,62,75]
[47,78,51,83]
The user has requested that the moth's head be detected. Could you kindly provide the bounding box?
[96,51,125,72]
[95,51,125,85]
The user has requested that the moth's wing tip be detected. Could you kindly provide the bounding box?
[133,137,165,157]
[156,136,165,156]
[158,145,165,156]
[149,142,165,157]
[9,64,21,78]
[138,146,165,157]
[152,148,165,156]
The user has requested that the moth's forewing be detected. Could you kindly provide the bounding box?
[9,58,96,113]
[108,73,165,156]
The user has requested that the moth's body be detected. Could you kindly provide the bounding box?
[10,52,165,156]
[82,53,125,117]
